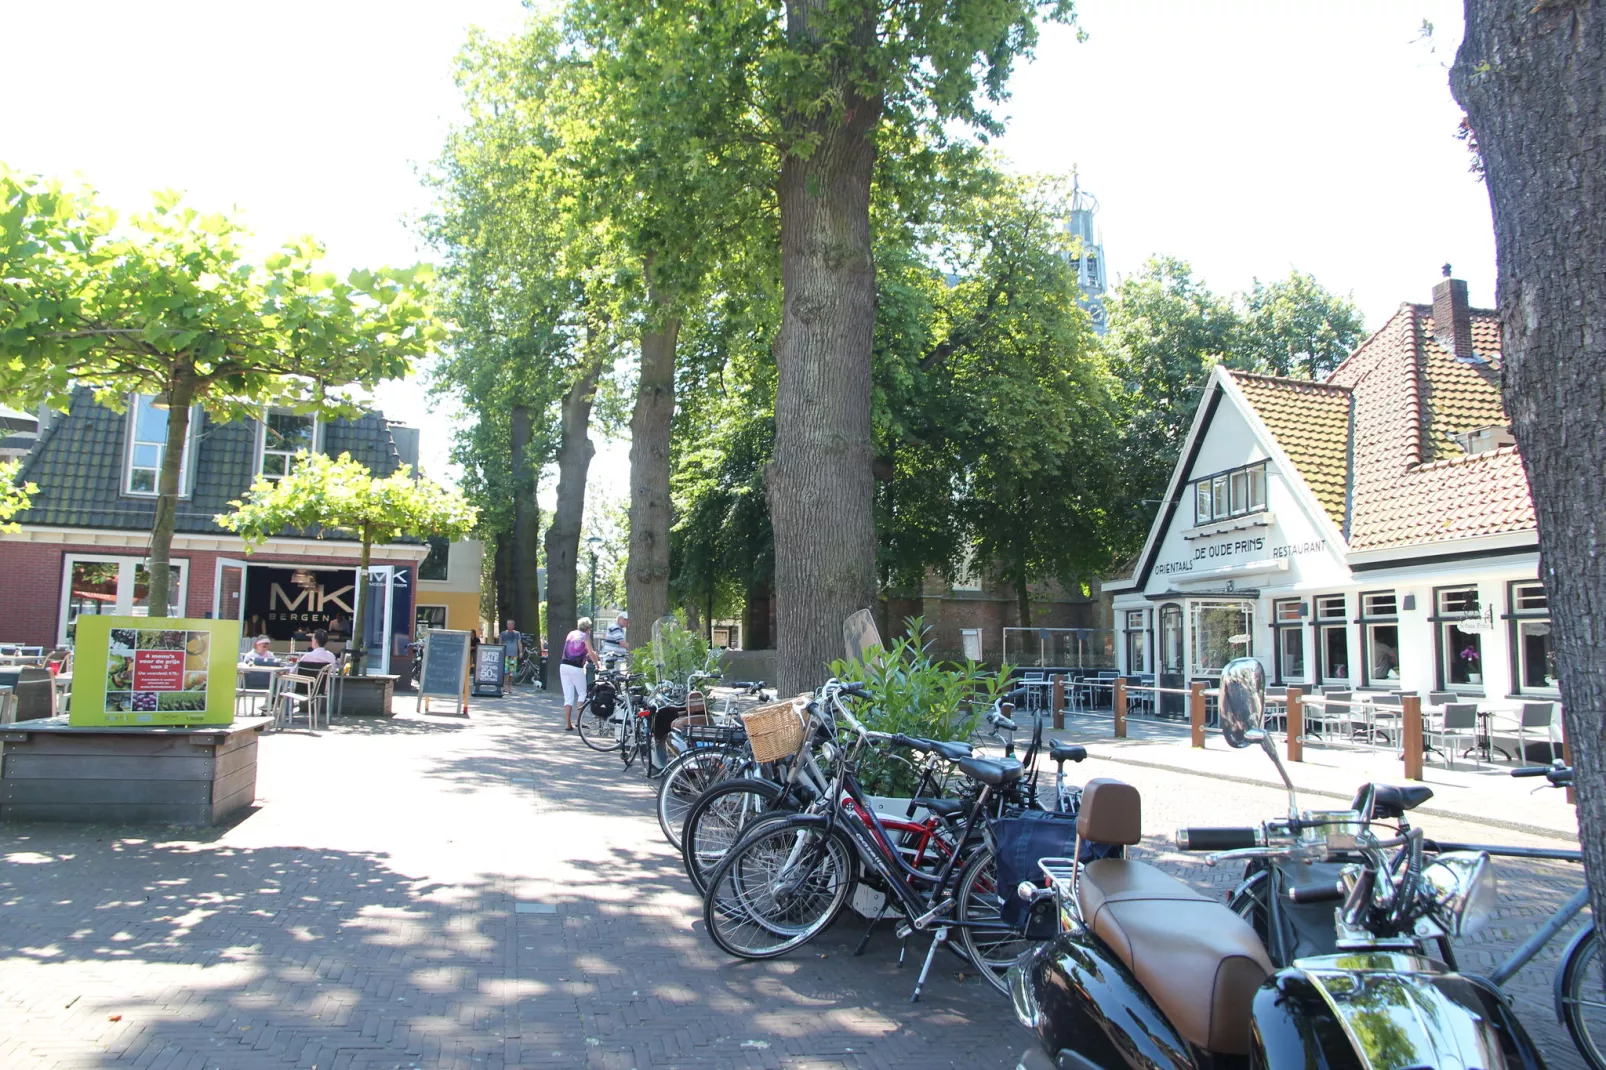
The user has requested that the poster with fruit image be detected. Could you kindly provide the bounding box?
[72,616,239,726]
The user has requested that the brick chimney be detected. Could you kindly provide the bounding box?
[1432,264,1475,361]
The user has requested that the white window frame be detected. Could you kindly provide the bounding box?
[59,555,190,645]
[257,409,322,480]
[951,546,982,592]
[959,628,983,662]
[1509,581,1558,696]
[124,395,198,497]
[415,604,449,635]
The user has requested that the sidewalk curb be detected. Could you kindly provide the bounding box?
[1087,749,1580,844]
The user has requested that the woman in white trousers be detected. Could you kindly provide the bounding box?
[558,617,599,730]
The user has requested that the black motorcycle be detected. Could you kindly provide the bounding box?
[1006,656,1546,1070]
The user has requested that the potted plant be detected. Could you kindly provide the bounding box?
[1459,644,1482,684]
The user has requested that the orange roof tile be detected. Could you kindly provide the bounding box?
[1228,372,1350,529]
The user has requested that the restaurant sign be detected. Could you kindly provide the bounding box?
[243,566,358,640]
[69,615,240,727]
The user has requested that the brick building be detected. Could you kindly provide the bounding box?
[0,389,429,676]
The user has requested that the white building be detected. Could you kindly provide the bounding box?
[1105,274,1556,716]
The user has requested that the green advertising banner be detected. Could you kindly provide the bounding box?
[69,616,241,726]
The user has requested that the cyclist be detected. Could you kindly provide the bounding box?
[558,617,600,731]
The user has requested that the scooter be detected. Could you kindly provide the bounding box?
[1006,656,1547,1070]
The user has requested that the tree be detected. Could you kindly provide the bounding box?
[217,452,477,673]
[0,460,36,533]
[0,168,439,618]
[1239,270,1366,380]
[1451,0,1606,967]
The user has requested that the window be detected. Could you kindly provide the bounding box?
[415,605,447,635]
[125,394,195,496]
[1436,586,1484,690]
[419,537,451,582]
[1272,598,1305,683]
[960,628,983,662]
[1314,594,1348,683]
[60,556,189,644]
[1192,461,1268,526]
[1359,590,1400,685]
[260,410,317,479]
[1190,600,1253,675]
[1508,581,1558,694]
[1124,610,1147,673]
[951,546,982,591]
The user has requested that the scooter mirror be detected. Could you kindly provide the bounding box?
[843,609,883,662]
[1219,657,1266,750]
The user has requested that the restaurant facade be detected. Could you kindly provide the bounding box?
[0,388,430,676]
[1105,274,1557,709]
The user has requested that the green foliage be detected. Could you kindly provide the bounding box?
[0,459,37,534]
[630,614,714,685]
[828,617,1010,795]
[1239,270,1366,380]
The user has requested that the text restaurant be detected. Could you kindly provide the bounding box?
[1105,276,1560,735]
[0,389,427,676]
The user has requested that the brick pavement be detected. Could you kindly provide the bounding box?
[0,688,1592,1069]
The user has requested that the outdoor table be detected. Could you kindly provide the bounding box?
[236,663,289,721]
[1018,678,1053,714]
[1470,703,1517,763]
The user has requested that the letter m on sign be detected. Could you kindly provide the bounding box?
[270,584,310,612]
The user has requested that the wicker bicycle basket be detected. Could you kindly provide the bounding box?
[740,696,809,763]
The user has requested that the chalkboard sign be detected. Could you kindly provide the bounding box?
[417,630,470,706]
[472,646,504,697]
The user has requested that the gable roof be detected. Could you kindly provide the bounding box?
[1227,373,1351,530]
[15,389,404,539]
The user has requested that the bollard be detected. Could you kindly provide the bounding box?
[1113,677,1127,739]
[1286,687,1303,763]
[1051,675,1065,730]
[1190,681,1206,748]
[1402,695,1424,781]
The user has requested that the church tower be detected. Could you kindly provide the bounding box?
[1066,176,1108,334]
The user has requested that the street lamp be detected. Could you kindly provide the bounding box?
[585,535,603,638]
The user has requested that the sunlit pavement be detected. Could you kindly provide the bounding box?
[0,688,1588,1069]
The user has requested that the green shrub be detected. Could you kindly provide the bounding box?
[828,616,1012,796]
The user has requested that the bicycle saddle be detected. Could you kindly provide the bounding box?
[911,797,967,819]
[1371,783,1433,818]
[893,735,972,761]
[1050,740,1087,764]
[957,756,1023,787]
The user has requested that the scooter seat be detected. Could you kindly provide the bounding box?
[1079,859,1273,1055]
[957,756,1023,787]
[1049,740,1086,764]
[1372,783,1433,818]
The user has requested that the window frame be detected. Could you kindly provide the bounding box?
[1505,580,1558,696]
[59,555,190,645]
[1431,584,1486,694]
[414,604,448,636]
[257,409,321,481]
[1356,589,1400,687]
[123,395,198,498]
[1188,599,1254,676]
[1191,461,1270,526]
[1270,598,1305,685]
[418,536,451,582]
[1311,593,1348,684]
[1123,609,1148,674]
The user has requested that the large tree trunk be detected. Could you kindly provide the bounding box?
[542,357,605,689]
[145,374,197,619]
[494,531,513,631]
[1452,0,1606,955]
[764,0,883,693]
[626,260,679,649]
[510,404,542,636]
[743,578,772,650]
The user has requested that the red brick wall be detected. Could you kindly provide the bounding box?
[0,540,418,648]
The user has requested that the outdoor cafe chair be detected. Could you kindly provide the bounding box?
[275,668,330,731]
[1505,701,1557,763]
[1426,702,1481,770]
[1429,691,1456,707]
[1318,691,1357,744]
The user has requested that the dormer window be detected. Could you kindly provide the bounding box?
[1452,425,1516,456]
[125,394,196,497]
[1192,461,1267,526]
[259,410,318,480]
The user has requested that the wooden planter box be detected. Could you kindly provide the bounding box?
[0,716,270,826]
[337,675,397,717]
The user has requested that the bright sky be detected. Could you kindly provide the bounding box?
[5,0,1489,497]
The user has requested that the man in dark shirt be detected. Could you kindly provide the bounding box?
[499,620,522,688]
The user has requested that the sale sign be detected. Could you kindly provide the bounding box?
[132,650,186,691]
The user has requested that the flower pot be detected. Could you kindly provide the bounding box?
[1467,673,1481,685]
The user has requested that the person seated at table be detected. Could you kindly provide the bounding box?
[296,629,339,674]
[242,636,284,690]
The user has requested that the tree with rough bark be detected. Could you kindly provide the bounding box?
[0,169,439,619]
[217,452,477,674]
[1451,0,1606,971]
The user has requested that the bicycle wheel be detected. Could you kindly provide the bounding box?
[955,845,1039,995]
[703,817,856,960]
[575,699,616,753]
[1562,925,1606,1070]
[682,777,790,894]
[621,715,643,769]
[657,746,746,848]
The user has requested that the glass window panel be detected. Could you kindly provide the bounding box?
[1447,630,1483,685]
[1190,600,1254,675]
[129,469,155,493]
[1212,476,1228,517]
[132,443,160,469]
[1362,592,1397,617]
[1279,627,1304,679]
[1248,466,1266,510]
[1438,587,1479,614]
[1515,583,1548,612]
[419,537,450,581]
[266,411,315,451]
[1519,621,1557,690]
[1159,605,1183,672]
[1368,623,1399,681]
[66,560,122,640]
[1275,599,1304,623]
[1316,594,1345,619]
[1195,482,1211,523]
[133,395,166,440]
[1322,627,1348,681]
[132,564,183,617]
[1230,470,1247,513]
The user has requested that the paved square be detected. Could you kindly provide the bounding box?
[0,689,1590,1069]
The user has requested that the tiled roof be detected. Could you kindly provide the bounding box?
[1228,373,1351,529]
[1234,302,1533,553]
[16,389,403,539]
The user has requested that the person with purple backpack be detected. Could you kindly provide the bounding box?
[559,617,599,731]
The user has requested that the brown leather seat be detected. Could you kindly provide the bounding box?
[1076,779,1274,1056]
